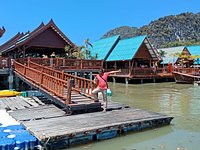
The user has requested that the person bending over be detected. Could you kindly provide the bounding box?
[92,68,121,112]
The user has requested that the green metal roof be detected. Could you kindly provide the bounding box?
[187,45,200,64]
[106,35,146,61]
[90,35,120,60]
[158,46,185,64]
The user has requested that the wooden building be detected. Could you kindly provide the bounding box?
[104,35,160,74]
[158,46,193,67]
[0,19,75,58]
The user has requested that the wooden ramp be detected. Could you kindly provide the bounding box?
[9,105,173,149]
[15,72,102,114]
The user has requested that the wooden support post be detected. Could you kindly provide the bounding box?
[50,58,53,67]
[63,59,65,67]
[81,59,83,69]
[15,77,20,91]
[67,79,74,104]
[112,77,116,83]
[8,68,14,90]
[141,79,143,84]
[125,78,129,84]
[153,78,156,83]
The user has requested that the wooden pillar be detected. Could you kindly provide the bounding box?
[125,78,129,84]
[15,77,20,91]
[112,77,116,83]
[63,58,65,66]
[67,79,74,104]
[153,78,156,83]
[129,61,131,74]
[8,68,14,90]
[114,61,117,70]
[50,58,53,67]
[89,71,93,80]
[140,79,143,84]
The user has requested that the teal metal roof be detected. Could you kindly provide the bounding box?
[106,35,146,61]
[89,35,120,60]
[187,45,200,64]
[158,46,185,64]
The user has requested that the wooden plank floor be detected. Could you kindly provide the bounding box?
[15,107,172,144]
[9,104,66,121]
[0,96,45,110]
[3,96,173,149]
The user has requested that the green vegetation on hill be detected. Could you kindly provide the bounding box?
[102,12,200,48]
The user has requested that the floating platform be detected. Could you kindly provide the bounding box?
[9,105,173,149]
[1,96,173,149]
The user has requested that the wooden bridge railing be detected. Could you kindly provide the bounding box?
[14,58,96,104]
[28,58,103,70]
[106,68,172,77]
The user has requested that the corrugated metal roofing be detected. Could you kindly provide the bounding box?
[187,45,200,64]
[158,46,185,64]
[90,35,120,60]
[106,35,146,61]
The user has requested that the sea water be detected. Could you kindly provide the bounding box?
[69,82,200,150]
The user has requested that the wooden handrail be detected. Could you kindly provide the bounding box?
[14,58,96,104]
[29,57,103,70]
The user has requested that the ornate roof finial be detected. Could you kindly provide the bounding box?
[0,26,6,37]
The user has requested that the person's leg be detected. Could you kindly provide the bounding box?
[101,89,107,111]
[92,88,101,102]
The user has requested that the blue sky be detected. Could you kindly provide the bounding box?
[0,0,200,46]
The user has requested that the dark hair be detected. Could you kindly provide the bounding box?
[98,68,104,73]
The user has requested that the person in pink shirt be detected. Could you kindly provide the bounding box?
[92,68,121,112]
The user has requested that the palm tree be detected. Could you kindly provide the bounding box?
[159,50,167,68]
[84,38,93,48]
[190,54,199,66]
[170,52,180,66]
[64,38,97,60]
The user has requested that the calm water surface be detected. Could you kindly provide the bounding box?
[68,82,200,150]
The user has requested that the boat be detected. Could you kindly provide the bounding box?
[173,71,200,84]
[0,90,21,97]
[168,63,200,84]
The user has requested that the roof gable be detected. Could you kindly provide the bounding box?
[0,19,75,53]
[90,35,120,60]
[158,46,186,64]
[106,35,146,61]
[187,45,200,55]
[187,45,200,64]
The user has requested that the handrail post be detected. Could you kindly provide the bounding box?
[67,79,74,104]
[23,64,26,75]
[81,59,83,69]
[40,66,44,85]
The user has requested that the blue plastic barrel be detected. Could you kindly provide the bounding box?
[0,138,15,150]
[0,127,5,132]
[9,129,30,136]
[15,134,38,149]
[5,125,24,131]
[0,132,9,138]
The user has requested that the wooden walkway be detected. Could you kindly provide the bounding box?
[14,58,102,114]
[8,101,173,149]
